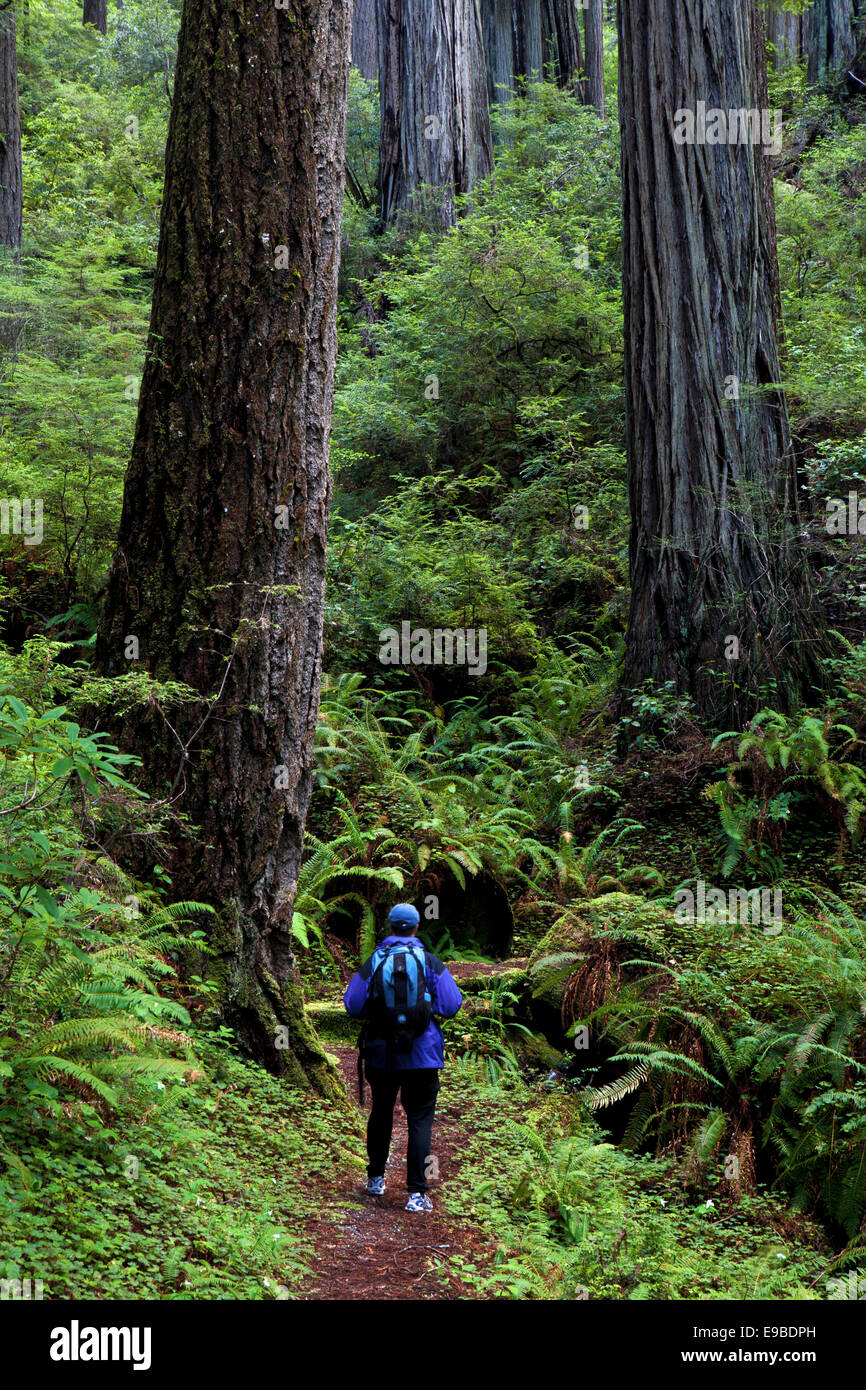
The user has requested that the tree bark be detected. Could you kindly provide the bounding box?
[583,0,604,115]
[82,0,108,34]
[764,1,805,69]
[619,0,825,727]
[482,0,588,102]
[513,0,544,79]
[804,0,865,85]
[351,0,377,80]
[481,0,516,104]
[543,0,584,91]
[0,5,21,250]
[377,0,493,228]
[94,0,350,1089]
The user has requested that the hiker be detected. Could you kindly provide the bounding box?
[343,903,463,1213]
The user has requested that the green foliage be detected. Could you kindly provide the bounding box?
[451,976,533,1085]
[707,709,866,874]
[441,1066,827,1300]
[292,814,406,957]
[307,676,553,938]
[335,83,622,489]
[0,0,171,607]
[618,679,702,755]
[0,1030,361,1299]
[0,644,211,1162]
[571,891,866,1240]
[4,2,865,1301]
[776,115,866,433]
[326,472,545,694]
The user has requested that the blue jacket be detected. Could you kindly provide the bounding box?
[343,934,463,1069]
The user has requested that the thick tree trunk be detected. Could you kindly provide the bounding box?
[377,0,493,228]
[483,0,587,103]
[0,6,21,250]
[482,0,515,104]
[95,0,350,1089]
[805,0,865,85]
[351,0,377,80]
[543,0,584,91]
[619,0,825,727]
[583,0,604,115]
[764,1,805,69]
[514,0,544,78]
[82,0,108,34]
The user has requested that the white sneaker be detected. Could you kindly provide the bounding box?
[405,1192,433,1213]
[366,1176,386,1195]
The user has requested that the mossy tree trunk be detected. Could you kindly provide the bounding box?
[95,0,350,1091]
[619,0,826,728]
[378,0,493,228]
[0,4,21,249]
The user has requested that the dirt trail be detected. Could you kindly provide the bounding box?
[298,1045,494,1300]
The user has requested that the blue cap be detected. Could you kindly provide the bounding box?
[388,903,420,929]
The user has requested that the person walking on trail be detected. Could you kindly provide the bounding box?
[343,903,463,1214]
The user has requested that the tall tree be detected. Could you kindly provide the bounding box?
[482,0,586,103]
[378,0,493,227]
[619,0,824,726]
[764,1,805,69]
[95,0,350,1087]
[351,0,377,80]
[0,2,21,249]
[805,0,865,85]
[543,0,584,90]
[763,2,866,83]
[583,0,605,115]
[82,0,107,34]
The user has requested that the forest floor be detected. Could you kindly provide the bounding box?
[300,958,538,1299]
[299,1045,491,1299]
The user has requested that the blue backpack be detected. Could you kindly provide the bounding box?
[365,940,433,1054]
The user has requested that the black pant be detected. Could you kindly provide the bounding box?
[365,1066,440,1193]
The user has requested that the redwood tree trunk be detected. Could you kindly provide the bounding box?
[0,6,21,249]
[377,0,493,227]
[805,0,865,85]
[765,1,804,69]
[543,0,584,91]
[483,1,592,105]
[351,0,377,80]
[584,0,605,115]
[82,0,107,33]
[513,0,544,78]
[619,0,825,727]
[482,0,515,103]
[95,0,350,1087]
